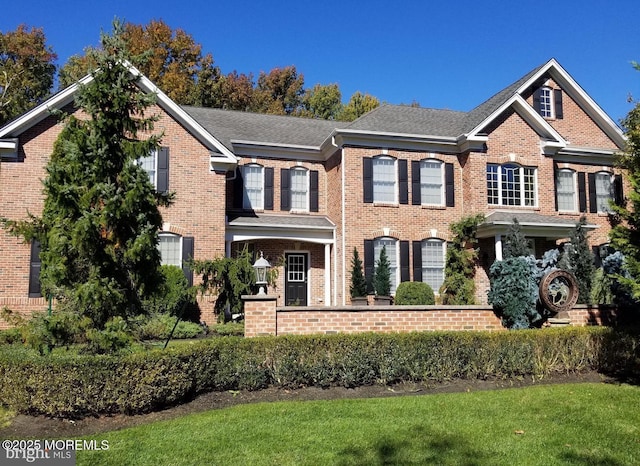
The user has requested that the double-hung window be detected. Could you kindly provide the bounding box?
[137,147,169,192]
[422,239,446,293]
[420,160,444,205]
[242,164,264,210]
[487,163,537,207]
[159,233,182,267]
[556,169,577,212]
[374,237,398,294]
[138,152,157,188]
[595,172,613,213]
[373,156,396,203]
[290,167,309,211]
[539,87,554,118]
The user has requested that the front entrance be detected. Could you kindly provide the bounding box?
[285,253,308,306]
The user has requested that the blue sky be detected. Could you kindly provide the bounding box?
[2,0,639,124]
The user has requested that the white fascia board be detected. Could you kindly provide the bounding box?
[332,129,459,153]
[0,74,92,138]
[515,58,625,149]
[554,146,618,165]
[231,140,324,162]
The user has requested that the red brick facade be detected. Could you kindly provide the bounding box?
[0,59,627,329]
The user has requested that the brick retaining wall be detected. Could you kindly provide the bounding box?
[243,296,617,337]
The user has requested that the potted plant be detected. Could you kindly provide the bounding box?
[349,247,368,305]
[373,245,392,305]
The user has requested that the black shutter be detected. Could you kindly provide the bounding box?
[28,241,42,298]
[182,237,195,287]
[412,241,423,282]
[280,168,290,211]
[398,159,408,205]
[554,89,563,119]
[310,170,319,212]
[578,172,587,212]
[588,173,597,213]
[445,163,455,207]
[411,161,421,205]
[614,174,624,206]
[233,167,244,209]
[533,87,542,113]
[264,167,274,210]
[400,241,410,282]
[363,158,373,203]
[553,167,559,211]
[364,239,374,294]
[156,147,169,194]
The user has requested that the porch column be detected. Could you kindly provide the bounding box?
[495,234,503,261]
[324,243,331,306]
[225,240,231,258]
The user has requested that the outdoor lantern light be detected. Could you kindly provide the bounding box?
[253,251,271,295]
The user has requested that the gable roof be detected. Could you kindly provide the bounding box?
[0,61,237,167]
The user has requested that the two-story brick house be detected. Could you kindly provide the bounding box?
[0,58,626,325]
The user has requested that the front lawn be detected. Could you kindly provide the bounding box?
[77,382,640,465]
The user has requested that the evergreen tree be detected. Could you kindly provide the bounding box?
[559,217,595,304]
[3,21,170,329]
[349,247,367,298]
[441,214,484,305]
[503,218,532,258]
[373,245,392,297]
[610,62,640,303]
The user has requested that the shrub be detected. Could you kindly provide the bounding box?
[135,313,205,340]
[488,257,539,329]
[394,282,435,305]
[142,265,198,321]
[1,327,635,418]
[372,245,391,296]
[349,247,367,298]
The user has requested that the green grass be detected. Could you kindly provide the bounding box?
[77,382,640,465]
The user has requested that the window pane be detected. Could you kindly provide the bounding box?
[540,87,553,118]
[501,165,521,206]
[422,240,445,293]
[374,238,397,294]
[373,157,396,203]
[159,235,181,267]
[556,170,575,211]
[243,165,263,209]
[139,152,157,187]
[420,160,443,205]
[487,164,499,204]
[595,173,613,212]
[290,168,308,211]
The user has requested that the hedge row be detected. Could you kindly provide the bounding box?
[0,327,637,418]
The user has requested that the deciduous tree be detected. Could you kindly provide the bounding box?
[300,83,342,120]
[0,24,56,125]
[339,91,380,121]
[250,66,305,115]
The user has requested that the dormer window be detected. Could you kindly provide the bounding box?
[539,87,554,118]
[533,86,563,120]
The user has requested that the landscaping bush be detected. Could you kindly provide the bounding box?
[488,257,540,329]
[135,313,205,340]
[0,327,637,418]
[394,282,435,305]
[142,265,199,322]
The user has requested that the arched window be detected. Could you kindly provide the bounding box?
[487,163,537,207]
[242,164,264,210]
[290,167,309,211]
[158,233,182,267]
[595,171,613,213]
[374,237,399,294]
[372,156,397,203]
[420,159,444,205]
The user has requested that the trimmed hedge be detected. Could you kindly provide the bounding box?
[0,327,637,418]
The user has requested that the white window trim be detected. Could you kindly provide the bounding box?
[372,155,398,205]
[158,232,183,267]
[540,86,554,119]
[290,167,310,213]
[488,163,538,208]
[242,164,265,210]
[556,169,577,212]
[420,159,445,206]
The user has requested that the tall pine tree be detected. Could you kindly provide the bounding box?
[4,21,170,328]
[610,62,640,303]
[559,217,595,304]
[503,218,532,258]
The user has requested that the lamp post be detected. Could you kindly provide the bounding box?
[253,251,271,295]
